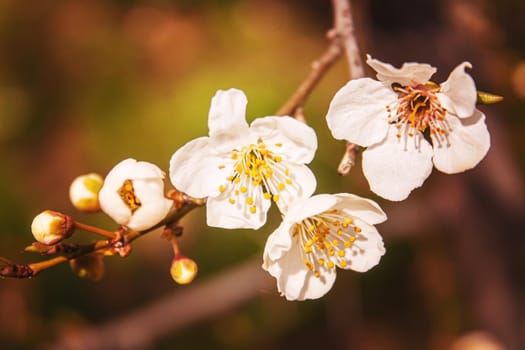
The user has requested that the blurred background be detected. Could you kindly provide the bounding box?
[0,0,524,349]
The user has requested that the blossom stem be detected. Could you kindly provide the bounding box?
[75,221,117,240]
[0,194,205,278]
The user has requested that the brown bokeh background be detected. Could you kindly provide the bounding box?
[0,0,524,349]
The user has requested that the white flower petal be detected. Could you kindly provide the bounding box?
[265,236,337,301]
[275,162,317,213]
[433,110,490,174]
[126,179,173,231]
[333,193,387,225]
[326,78,394,147]
[208,88,249,138]
[366,54,437,86]
[362,127,434,201]
[437,62,477,119]
[169,137,231,198]
[342,220,385,273]
[284,194,337,224]
[262,221,294,263]
[250,116,317,164]
[205,190,271,229]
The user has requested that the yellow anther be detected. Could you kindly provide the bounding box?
[284,168,289,176]
[327,261,335,269]
[234,190,239,195]
[249,206,256,214]
[247,197,254,205]
[344,241,352,248]
[354,226,362,233]
[305,246,312,254]
[219,185,226,193]
[231,153,238,160]
[272,194,280,202]
[306,262,313,270]
[332,239,339,246]
[314,271,320,278]
[240,186,247,193]
[234,177,240,183]
[349,236,356,242]
[274,156,282,162]
[228,198,236,204]
[328,249,335,256]
[226,175,233,181]
[337,229,343,235]
[218,165,225,169]
[318,258,325,266]
[338,250,345,257]
[307,225,315,232]
[278,183,285,191]
[286,178,292,185]
[339,261,347,268]
[305,240,313,247]
[275,143,282,147]
[264,192,272,200]
[333,220,340,227]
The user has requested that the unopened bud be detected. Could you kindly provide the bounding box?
[70,253,105,281]
[69,173,103,212]
[170,255,198,285]
[31,210,74,245]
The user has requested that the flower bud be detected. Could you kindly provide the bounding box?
[69,173,104,212]
[31,210,75,245]
[70,253,105,281]
[170,255,198,285]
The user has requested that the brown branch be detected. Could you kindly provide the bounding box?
[0,194,204,278]
[332,0,365,176]
[275,36,343,116]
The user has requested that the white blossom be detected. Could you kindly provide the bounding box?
[99,158,173,231]
[263,193,386,301]
[69,173,103,212]
[326,55,490,201]
[169,88,318,229]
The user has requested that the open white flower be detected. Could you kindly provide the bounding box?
[263,193,386,301]
[99,158,173,231]
[169,88,317,229]
[326,55,490,201]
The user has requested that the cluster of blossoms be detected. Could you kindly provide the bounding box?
[169,88,387,300]
[27,55,491,301]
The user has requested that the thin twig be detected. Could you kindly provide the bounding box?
[332,0,365,176]
[275,37,343,116]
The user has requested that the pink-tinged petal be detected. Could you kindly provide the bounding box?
[208,88,249,138]
[326,78,394,147]
[250,116,317,164]
[169,137,231,198]
[433,110,490,174]
[284,194,337,224]
[437,62,477,119]
[342,220,385,272]
[274,163,317,213]
[366,54,437,86]
[263,222,294,262]
[205,190,271,229]
[333,193,387,225]
[362,127,433,201]
[265,236,337,301]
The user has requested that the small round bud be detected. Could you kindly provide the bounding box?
[70,253,105,281]
[170,256,198,285]
[69,173,104,212]
[31,210,75,245]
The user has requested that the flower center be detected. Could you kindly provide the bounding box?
[294,209,362,278]
[217,138,293,214]
[388,83,449,145]
[118,179,142,213]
